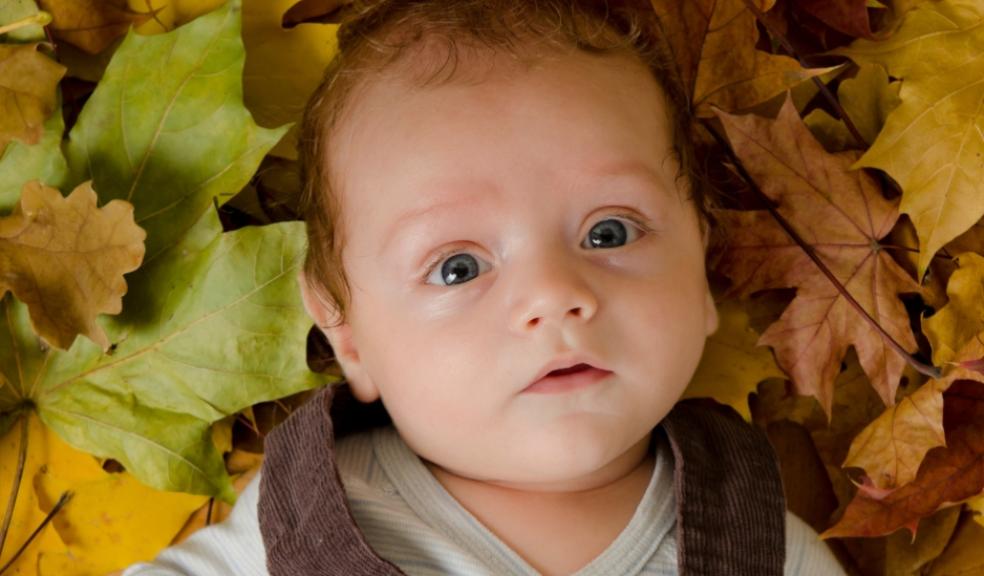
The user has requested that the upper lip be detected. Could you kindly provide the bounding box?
[528,352,610,388]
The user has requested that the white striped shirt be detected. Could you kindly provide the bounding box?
[123,424,845,575]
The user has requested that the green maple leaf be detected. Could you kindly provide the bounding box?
[65,0,285,262]
[832,0,984,277]
[1,0,328,502]
[0,101,68,213]
[1,209,326,503]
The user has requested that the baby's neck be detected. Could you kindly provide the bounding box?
[422,433,657,576]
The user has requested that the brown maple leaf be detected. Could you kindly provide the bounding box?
[38,0,157,54]
[711,94,922,416]
[821,378,984,539]
[649,0,836,116]
[0,43,67,156]
[0,180,145,350]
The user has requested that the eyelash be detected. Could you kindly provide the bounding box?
[420,211,655,282]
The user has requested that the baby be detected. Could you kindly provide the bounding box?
[123,1,846,574]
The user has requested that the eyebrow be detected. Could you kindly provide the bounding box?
[379,160,667,253]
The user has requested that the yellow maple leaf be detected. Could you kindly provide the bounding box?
[923,252,984,367]
[833,0,984,277]
[0,181,145,350]
[0,413,207,574]
[683,298,785,420]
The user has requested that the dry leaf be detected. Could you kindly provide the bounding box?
[822,379,984,539]
[833,0,984,276]
[923,252,984,367]
[650,0,837,116]
[927,512,984,575]
[0,180,145,350]
[843,377,946,490]
[38,0,156,54]
[0,43,67,156]
[0,412,205,574]
[683,298,785,420]
[712,95,921,415]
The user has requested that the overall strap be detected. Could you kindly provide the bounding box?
[661,398,786,576]
[257,384,406,576]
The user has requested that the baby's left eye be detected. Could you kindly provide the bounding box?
[581,217,644,249]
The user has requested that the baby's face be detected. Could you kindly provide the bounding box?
[304,46,718,491]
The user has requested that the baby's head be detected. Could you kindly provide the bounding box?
[298,0,720,491]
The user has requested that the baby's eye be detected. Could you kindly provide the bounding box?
[580,216,645,249]
[424,252,493,286]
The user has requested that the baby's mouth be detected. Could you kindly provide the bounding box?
[524,363,612,394]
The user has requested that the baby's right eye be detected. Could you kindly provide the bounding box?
[424,252,492,286]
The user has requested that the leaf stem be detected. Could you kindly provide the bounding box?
[702,119,942,381]
[0,412,28,562]
[740,0,868,149]
[0,491,72,575]
[0,11,52,36]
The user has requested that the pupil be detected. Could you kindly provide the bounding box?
[590,219,627,248]
[442,254,478,285]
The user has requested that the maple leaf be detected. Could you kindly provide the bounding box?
[0,412,210,573]
[0,180,145,350]
[649,0,837,116]
[0,0,326,504]
[795,0,877,39]
[923,252,984,367]
[0,0,49,42]
[65,0,287,263]
[37,0,156,54]
[822,378,984,540]
[684,298,785,420]
[0,42,66,157]
[832,0,984,277]
[804,62,901,152]
[712,94,921,416]
[0,100,68,214]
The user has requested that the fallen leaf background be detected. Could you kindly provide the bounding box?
[1,0,983,574]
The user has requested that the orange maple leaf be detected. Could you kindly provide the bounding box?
[711,94,922,416]
[821,379,984,539]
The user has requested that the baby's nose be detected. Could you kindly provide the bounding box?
[508,251,599,333]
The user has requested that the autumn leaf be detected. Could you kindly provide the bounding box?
[65,0,288,262]
[37,0,156,54]
[242,0,339,159]
[712,94,921,416]
[0,99,68,214]
[842,377,945,490]
[832,0,984,277]
[0,412,211,574]
[0,42,66,157]
[0,180,145,350]
[804,62,901,152]
[927,512,984,575]
[683,297,785,420]
[0,0,49,43]
[650,0,838,116]
[0,207,325,503]
[795,0,877,39]
[923,252,984,367]
[0,0,327,505]
[822,378,984,539]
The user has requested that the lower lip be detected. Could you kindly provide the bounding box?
[523,368,613,394]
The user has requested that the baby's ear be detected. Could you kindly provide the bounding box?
[298,270,381,403]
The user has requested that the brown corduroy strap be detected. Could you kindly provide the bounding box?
[661,398,786,576]
[258,384,785,575]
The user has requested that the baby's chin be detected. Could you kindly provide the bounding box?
[429,428,655,493]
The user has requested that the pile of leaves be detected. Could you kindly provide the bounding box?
[0,0,981,574]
